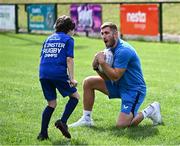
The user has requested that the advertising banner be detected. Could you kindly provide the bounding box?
[26,4,56,31]
[70,4,102,33]
[120,4,159,36]
[0,5,15,30]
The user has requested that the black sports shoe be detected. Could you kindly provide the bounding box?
[37,133,49,141]
[55,120,71,139]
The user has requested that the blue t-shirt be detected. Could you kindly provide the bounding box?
[39,32,74,79]
[111,39,146,95]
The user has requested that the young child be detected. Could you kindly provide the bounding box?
[37,15,79,140]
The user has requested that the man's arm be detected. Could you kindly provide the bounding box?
[100,62,126,81]
[96,52,126,81]
[96,69,110,80]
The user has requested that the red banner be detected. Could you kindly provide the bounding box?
[120,4,159,36]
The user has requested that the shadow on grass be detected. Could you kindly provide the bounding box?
[2,32,89,49]
[90,124,160,140]
[2,33,43,45]
[52,138,88,145]
[74,45,90,50]
[123,125,160,140]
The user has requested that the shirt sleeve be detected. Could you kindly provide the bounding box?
[114,48,132,69]
[66,38,74,58]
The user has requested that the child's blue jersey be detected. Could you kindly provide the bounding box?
[39,32,74,79]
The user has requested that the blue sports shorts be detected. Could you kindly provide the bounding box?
[105,80,145,116]
[40,78,77,101]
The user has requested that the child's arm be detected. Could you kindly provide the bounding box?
[67,57,78,87]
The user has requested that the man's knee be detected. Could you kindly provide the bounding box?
[116,112,133,128]
[116,121,130,128]
[83,76,94,88]
[83,77,90,86]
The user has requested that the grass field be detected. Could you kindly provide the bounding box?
[0,33,180,145]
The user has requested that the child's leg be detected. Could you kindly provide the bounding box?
[38,100,56,140]
[61,92,80,124]
[38,79,57,140]
[55,92,79,138]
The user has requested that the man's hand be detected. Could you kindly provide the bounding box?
[92,51,106,71]
[96,51,105,65]
[92,53,99,70]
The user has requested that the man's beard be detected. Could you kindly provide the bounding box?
[106,38,116,48]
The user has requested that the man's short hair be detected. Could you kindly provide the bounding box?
[100,22,117,32]
[54,15,75,33]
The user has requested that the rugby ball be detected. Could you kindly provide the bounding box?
[98,49,113,73]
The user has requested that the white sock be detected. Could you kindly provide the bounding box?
[83,110,92,120]
[141,105,154,118]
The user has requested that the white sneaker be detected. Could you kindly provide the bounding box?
[148,101,162,126]
[68,116,94,127]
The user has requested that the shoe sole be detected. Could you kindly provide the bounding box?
[55,122,71,139]
[37,135,49,141]
[69,122,94,127]
[152,102,162,125]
